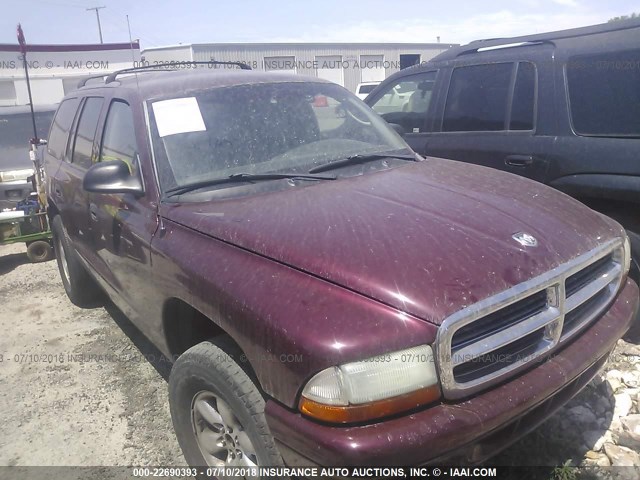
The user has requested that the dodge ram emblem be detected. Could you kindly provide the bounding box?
[512,232,538,247]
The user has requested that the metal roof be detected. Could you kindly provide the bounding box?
[143,42,456,52]
[0,42,140,53]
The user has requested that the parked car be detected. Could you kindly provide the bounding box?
[45,65,637,469]
[0,105,56,209]
[365,18,640,286]
[355,81,380,100]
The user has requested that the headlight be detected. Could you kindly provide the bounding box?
[299,345,441,424]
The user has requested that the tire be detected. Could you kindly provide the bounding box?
[26,240,54,263]
[627,230,640,286]
[169,338,285,474]
[623,230,640,342]
[51,215,103,307]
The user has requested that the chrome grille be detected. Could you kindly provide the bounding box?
[436,239,625,400]
[451,289,548,351]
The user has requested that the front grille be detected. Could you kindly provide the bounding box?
[452,289,548,351]
[562,288,609,335]
[436,240,624,400]
[565,253,613,297]
[452,328,546,383]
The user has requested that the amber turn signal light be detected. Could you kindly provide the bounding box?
[299,385,441,424]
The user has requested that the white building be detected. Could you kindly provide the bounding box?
[0,42,141,107]
[142,42,456,93]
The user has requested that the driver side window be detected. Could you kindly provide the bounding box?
[100,100,138,171]
[370,71,437,133]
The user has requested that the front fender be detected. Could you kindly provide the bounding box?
[150,219,438,408]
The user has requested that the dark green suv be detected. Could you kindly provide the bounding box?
[365,18,640,284]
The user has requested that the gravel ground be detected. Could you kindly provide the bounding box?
[0,242,638,479]
[0,243,185,478]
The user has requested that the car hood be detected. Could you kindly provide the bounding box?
[161,158,624,325]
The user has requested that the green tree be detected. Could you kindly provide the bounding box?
[608,12,639,22]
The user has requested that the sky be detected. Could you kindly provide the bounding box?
[0,0,637,48]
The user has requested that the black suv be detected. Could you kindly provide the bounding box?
[365,18,640,283]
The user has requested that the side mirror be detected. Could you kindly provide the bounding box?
[388,123,406,135]
[83,159,144,196]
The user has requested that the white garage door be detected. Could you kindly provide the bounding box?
[316,55,343,86]
[360,55,385,82]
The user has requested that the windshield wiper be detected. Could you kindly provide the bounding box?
[308,152,419,174]
[165,172,336,197]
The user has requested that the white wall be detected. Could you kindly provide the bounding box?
[14,78,65,106]
[0,45,141,107]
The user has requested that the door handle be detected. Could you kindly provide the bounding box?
[505,155,534,167]
[89,204,98,221]
[54,188,62,197]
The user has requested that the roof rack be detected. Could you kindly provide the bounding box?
[458,17,640,57]
[104,61,251,84]
[457,40,549,56]
[77,61,252,88]
[77,74,109,88]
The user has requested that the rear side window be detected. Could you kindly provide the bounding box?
[567,50,640,137]
[442,62,536,132]
[100,101,138,169]
[71,97,103,169]
[48,98,80,159]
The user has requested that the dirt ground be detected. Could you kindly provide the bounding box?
[0,241,638,478]
[0,242,185,477]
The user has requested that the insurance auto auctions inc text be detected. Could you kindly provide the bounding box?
[164,466,499,479]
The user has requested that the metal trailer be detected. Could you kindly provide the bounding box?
[0,139,53,263]
[0,208,53,262]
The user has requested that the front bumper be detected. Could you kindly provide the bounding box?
[265,278,639,466]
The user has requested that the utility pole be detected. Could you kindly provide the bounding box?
[126,15,136,64]
[86,6,106,44]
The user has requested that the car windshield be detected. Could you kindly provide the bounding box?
[0,110,55,170]
[149,81,408,193]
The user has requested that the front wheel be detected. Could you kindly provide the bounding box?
[169,338,285,475]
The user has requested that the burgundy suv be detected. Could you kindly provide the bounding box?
[45,65,638,469]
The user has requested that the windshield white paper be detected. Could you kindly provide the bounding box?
[152,97,206,137]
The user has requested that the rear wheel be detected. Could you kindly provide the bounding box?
[51,215,103,307]
[627,230,640,286]
[26,240,54,263]
[169,338,284,475]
